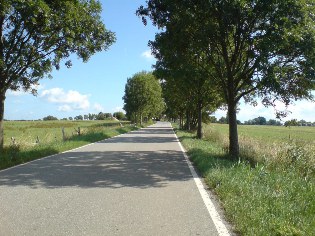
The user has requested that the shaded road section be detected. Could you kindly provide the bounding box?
[0,122,222,235]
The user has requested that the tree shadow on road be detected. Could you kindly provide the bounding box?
[0,123,191,189]
[0,149,192,189]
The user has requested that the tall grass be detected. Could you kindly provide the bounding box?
[203,125,315,179]
[0,120,138,170]
[176,123,315,236]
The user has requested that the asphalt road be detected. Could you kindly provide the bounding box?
[0,122,227,235]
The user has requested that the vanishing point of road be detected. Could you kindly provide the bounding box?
[0,122,231,235]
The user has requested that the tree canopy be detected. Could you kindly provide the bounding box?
[123,71,164,125]
[138,0,315,157]
[0,0,115,149]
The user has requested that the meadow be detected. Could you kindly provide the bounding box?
[175,123,315,236]
[1,120,137,170]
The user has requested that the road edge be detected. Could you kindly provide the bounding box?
[172,128,232,236]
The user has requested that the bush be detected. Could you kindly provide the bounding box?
[43,115,58,121]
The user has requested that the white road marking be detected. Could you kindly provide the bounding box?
[173,130,231,236]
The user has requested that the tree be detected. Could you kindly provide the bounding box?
[104,113,112,119]
[148,8,224,137]
[123,71,164,125]
[74,115,83,120]
[43,115,58,121]
[254,117,267,125]
[88,113,96,120]
[209,116,217,123]
[156,53,223,137]
[96,112,106,120]
[113,111,125,120]
[285,119,299,127]
[138,0,315,158]
[0,0,116,149]
[219,116,228,124]
[298,119,307,126]
[267,119,282,126]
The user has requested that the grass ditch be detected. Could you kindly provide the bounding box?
[175,124,315,236]
[0,120,139,170]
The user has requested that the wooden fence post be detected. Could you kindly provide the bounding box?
[62,127,66,141]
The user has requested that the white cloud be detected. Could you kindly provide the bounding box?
[58,105,72,112]
[93,103,104,112]
[141,49,155,61]
[285,100,315,121]
[40,88,90,112]
[114,106,124,112]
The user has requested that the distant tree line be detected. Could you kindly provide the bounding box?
[243,117,282,126]
[208,116,315,127]
[42,112,126,121]
[284,119,315,127]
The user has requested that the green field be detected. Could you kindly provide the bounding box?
[210,123,315,143]
[175,123,315,236]
[1,120,138,170]
[4,120,129,146]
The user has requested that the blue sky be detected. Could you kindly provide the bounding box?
[5,0,315,122]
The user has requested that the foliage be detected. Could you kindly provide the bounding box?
[113,111,125,120]
[74,115,83,120]
[0,0,116,149]
[266,119,282,126]
[218,116,228,124]
[123,71,164,124]
[43,115,58,121]
[244,116,267,125]
[285,119,300,127]
[144,4,224,136]
[138,0,315,157]
[244,117,282,125]
[95,112,112,120]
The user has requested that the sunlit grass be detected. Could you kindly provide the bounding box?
[1,120,137,170]
[175,124,315,236]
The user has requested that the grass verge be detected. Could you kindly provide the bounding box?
[1,122,138,171]
[175,126,315,236]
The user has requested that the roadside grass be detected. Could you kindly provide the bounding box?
[175,124,315,236]
[0,120,138,170]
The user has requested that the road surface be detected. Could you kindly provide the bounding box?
[0,122,229,235]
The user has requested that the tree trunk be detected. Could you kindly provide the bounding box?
[179,115,183,129]
[186,110,191,131]
[227,100,239,158]
[0,90,5,150]
[180,114,184,129]
[197,100,203,139]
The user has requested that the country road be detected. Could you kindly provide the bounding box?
[0,122,230,235]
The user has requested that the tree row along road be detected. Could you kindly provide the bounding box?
[0,122,228,235]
